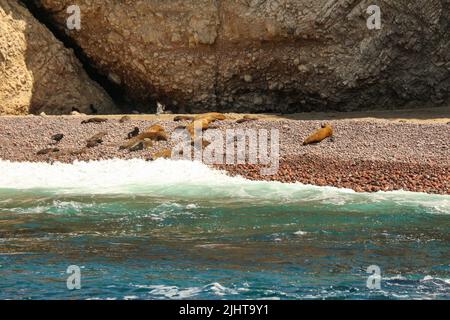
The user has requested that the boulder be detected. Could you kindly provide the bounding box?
[0,0,117,115]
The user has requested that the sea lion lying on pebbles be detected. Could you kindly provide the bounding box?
[127,127,140,139]
[120,125,168,150]
[86,132,107,148]
[173,115,194,122]
[236,115,258,124]
[148,149,172,161]
[81,118,108,124]
[37,147,60,155]
[195,112,226,121]
[128,140,153,152]
[145,124,165,134]
[173,113,226,122]
[303,124,333,145]
[187,118,211,139]
[119,116,131,123]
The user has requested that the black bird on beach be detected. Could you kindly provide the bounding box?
[51,133,64,143]
[127,127,140,139]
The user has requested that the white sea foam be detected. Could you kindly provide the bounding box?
[133,282,239,299]
[0,159,449,213]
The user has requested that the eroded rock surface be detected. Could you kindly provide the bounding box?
[23,0,450,112]
[0,0,117,115]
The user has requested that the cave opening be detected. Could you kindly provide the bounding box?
[21,0,131,113]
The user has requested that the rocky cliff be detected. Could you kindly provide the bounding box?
[2,0,450,114]
[0,0,117,115]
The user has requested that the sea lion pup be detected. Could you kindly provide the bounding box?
[187,118,211,139]
[81,118,108,124]
[37,147,60,155]
[173,115,194,122]
[127,127,140,139]
[128,139,153,152]
[86,132,107,148]
[148,149,172,161]
[236,115,259,124]
[119,115,131,123]
[303,124,333,145]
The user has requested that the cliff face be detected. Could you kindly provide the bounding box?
[31,0,450,113]
[0,0,117,115]
[2,1,449,114]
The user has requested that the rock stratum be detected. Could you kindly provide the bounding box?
[0,0,117,115]
[1,0,450,114]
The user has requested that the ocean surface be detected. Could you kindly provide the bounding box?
[0,159,449,300]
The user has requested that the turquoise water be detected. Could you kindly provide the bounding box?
[0,159,449,300]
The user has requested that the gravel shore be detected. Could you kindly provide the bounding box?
[0,115,449,194]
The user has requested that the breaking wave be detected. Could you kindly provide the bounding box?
[0,159,449,213]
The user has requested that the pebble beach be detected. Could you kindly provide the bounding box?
[0,115,449,194]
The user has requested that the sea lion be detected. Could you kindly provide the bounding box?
[127,127,140,139]
[119,131,168,150]
[37,147,60,155]
[303,124,333,145]
[81,118,108,124]
[129,139,153,152]
[187,118,210,139]
[119,115,131,123]
[174,115,194,122]
[86,132,107,148]
[236,115,259,124]
[194,112,226,121]
[145,124,165,134]
[51,133,64,143]
[149,149,172,161]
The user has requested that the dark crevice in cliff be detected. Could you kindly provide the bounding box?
[20,0,127,110]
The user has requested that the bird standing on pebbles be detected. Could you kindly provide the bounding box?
[51,133,64,143]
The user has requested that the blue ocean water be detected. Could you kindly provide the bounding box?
[0,159,449,300]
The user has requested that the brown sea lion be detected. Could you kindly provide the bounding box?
[81,118,108,124]
[303,124,333,145]
[86,132,107,148]
[236,115,259,124]
[149,149,172,161]
[194,112,226,121]
[187,118,210,139]
[127,127,140,139]
[120,131,168,150]
[145,124,166,134]
[129,139,153,152]
[173,115,194,122]
[119,115,131,123]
